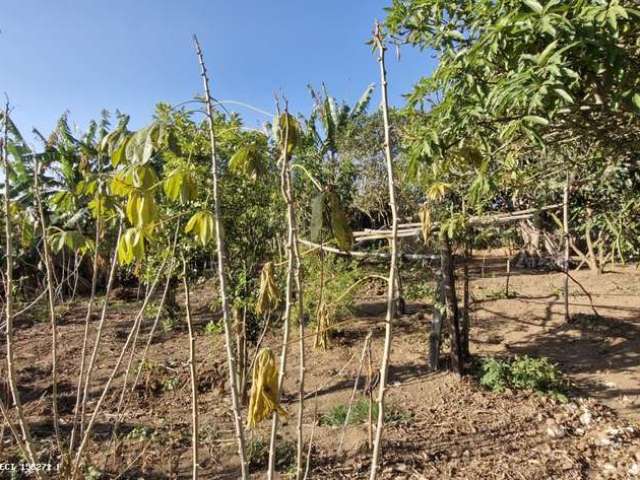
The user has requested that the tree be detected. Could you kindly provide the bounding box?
[386,0,640,349]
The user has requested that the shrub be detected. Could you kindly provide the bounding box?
[478,355,567,401]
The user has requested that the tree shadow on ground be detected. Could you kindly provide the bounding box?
[504,313,640,406]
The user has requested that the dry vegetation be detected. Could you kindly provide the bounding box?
[1,1,640,478]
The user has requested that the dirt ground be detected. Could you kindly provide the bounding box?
[5,258,640,479]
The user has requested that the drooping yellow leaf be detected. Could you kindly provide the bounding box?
[185,211,215,246]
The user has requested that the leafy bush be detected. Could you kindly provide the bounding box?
[478,355,567,401]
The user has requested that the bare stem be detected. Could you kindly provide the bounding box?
[268,104,294,480]
[563,172,571,322]
[193,34,248,479]
[183,259,199,480]
[69,188,103,451]
[1,100,40,473]
[78,222,123,438]
[369,24,399,480]
[33,158,63,454]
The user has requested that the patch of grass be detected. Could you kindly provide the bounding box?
[161,316,177,334]
[477,355,567,401]
[320,399,410,427]
[204,320,223,335]
[246,437,295,470]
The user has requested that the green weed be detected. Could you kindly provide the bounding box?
[246,437,295,470]
[320,399,410,426]
[204,320,224,335]
[477,355,567,401]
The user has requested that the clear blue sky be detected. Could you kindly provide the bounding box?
[1,1,434,138]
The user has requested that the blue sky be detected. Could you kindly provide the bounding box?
[0,1,434,139]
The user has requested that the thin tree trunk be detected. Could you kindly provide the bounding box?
[505,257,511,297]
[183,259,199,480]
[268,106,295,480]
[71,252,81,301]
[367,341,373,450]
[428,274,445,371]
[193,34,248,479]
[1,101,40,470]
[291,154,306,480]
[370,24,399,480]
[33,158,63,453]
[441,236,463,375]
[563,173,571,322]
[584,208,600,273]
[461,239,471,360]
[233,307,246,402]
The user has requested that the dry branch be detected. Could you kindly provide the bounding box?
[1,101,40,473]
[193,34,248,479]
[268,106,295,480]
[183,259,200,480]
[369,24,399,480]
[33,158,63,453]
[354,204,563,241]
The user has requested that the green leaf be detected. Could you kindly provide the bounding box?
[523,0,543,14]
[229,146,265,180]
[327,191,353,251]
[352,83,375,117]
[88,194,112,219]
[310,192,325,242]
[523,115,550,126]
[126,192,157,228]
[50,191,75,212]
[537,40,558,66]
[49,230,93,254]
[278,113,300,155]
[111,138,129,167]
[632,93,640,112]
[163,168,196,203]
[554,88,574,104]
[132,165,159,190]
[117,228,145,265]
[111,171,133,197]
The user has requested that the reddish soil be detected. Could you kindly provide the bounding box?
[4,260,640,479]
